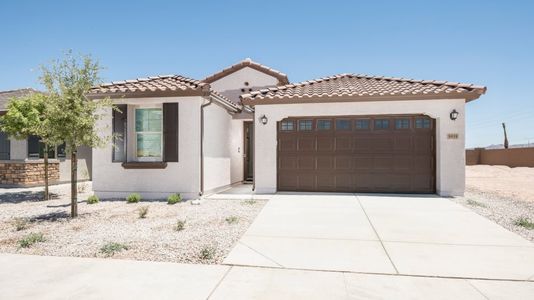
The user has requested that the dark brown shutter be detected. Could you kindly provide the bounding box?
[163,103,179,162]
[112,104,127,162]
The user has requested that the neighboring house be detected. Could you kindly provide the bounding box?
[87,58,485,199]
[0,89,92,186]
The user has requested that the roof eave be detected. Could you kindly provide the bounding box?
[241,92,485,106]
[85,89,208,100]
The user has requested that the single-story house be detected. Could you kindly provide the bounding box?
[0,89,92,186]
[86,59,486,199]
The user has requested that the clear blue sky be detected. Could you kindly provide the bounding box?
[1,0,533,147]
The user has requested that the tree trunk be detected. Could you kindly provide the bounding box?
[44,144,49,201]
[502,123,509,149]
[70,149,78,218]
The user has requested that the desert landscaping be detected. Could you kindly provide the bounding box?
[0,183,265,264]
[454,165,534,241]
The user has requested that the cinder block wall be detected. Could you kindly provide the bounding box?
[466,148,534,167]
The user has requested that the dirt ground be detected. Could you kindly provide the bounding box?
[466,165,534,203]
[454,165,534,241]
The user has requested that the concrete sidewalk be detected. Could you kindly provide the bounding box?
[225,193,534,281]
[1,253,533,299]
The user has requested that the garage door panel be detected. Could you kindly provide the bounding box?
[298,137,316,152]
[317,137,334,151]
[278,115,435,193]
[298,174,315,190]
[316,156,334,170]
[279,137,298,152]
[298,156,315,170]
[335,156,352,170]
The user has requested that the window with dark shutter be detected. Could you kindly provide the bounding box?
[28,135,40,158]
[163,103,179,162]
[0,131,9,160]
[112,104,127,162]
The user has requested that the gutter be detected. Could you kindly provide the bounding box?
[199,96,213,197]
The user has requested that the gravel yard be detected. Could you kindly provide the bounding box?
[0,183,265,264]
[453,165,534,241]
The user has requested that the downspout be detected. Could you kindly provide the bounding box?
[200,96,213,197]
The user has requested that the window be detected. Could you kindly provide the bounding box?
[136,108,163,160]
[317,120,331,130]
[355,119,370,130]
[374,119,390,129]
[415,118,431,129]
[298,120,313,131]
[336,119,351,130]
[27,135,65,159]
[0,131,10,160]
[281,120,294,131]
[395,119,410,129]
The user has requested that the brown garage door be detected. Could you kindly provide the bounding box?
[277,115,435,193]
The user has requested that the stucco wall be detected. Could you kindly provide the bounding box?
[203,102,233,192]
[209,67,280,103]
[9,138,27,160]
[58,146,92,182]
[253,99,466,196]
[92,96,203,200]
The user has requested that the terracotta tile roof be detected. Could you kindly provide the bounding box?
[241,74,487,105]
[202,58,289,85]
[86,75,210,99]
[0,88,42,111]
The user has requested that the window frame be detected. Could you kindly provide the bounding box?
[415,118,432,129]
[395,119,411,130]
[316,119,332,131]
[335,119,352,131]
[373,119,390,130]
[280,120,295,131]
[134,106,163,162]
[298,119,313,131]
[355,119,370,130]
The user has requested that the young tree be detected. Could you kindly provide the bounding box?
[41,52,113,217]
[0,92,61,200]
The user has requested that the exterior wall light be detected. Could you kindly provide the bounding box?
[450,109,459,121]
[260,115,268,125]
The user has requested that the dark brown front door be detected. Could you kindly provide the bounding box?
[244,121,253,181]
[277,115,435,193]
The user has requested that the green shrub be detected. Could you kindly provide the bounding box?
[514,217,534,230]
[225,216,239,224]
[126,193,141,203]
[175,219,186,231]
[18,233,45,248]
[100,242,128,257]
[138,206,149,219]
[167,193,182,205]
[87,195,99,204]
[199,246,216,260]
[466,199,487,208]
[13,218,29,231]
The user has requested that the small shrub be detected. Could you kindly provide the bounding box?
[13,218,29,231]
[100,242,128,257]
[242,199,257,205]
[466,199,487,208]
[514,217,534,230]
[199,246,216,260]
[138,206,149,219]
[225,216,239,224]
[77,182,88,193]
[167,193,182,205]
[87,195,99,204]
[18,233,45,248]
[126,193,141,203]
[175,219,186,231]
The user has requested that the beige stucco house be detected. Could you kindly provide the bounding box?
[0,89,92,186]
[87,59,486,199]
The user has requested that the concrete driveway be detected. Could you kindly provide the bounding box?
[224,193,534,281]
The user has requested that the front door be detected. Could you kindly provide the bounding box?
[244,121,253,181]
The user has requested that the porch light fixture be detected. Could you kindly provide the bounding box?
[450,109,459,121]
[260,115,268,125]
